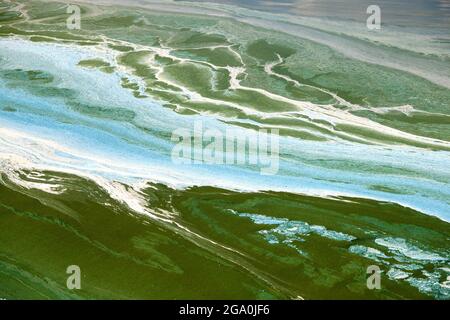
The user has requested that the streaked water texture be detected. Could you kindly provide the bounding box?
[0,0,449,299]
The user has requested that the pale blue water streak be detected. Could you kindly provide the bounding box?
[0,39,449,220]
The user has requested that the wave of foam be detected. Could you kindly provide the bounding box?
[0,31,449,222]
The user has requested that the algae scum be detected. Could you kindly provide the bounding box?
[0,0,449,299]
